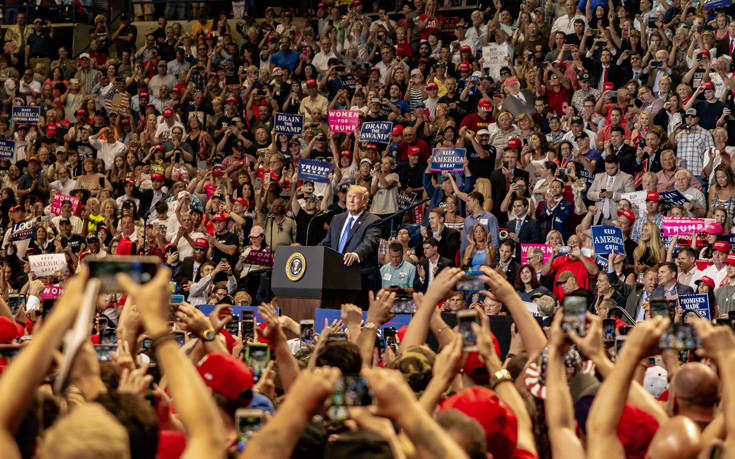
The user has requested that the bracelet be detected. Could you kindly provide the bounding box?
[150,330,176,349]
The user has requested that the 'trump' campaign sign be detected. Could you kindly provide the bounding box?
[662,217,715,236]
[678,294,711,320]
[591,225,625,255]
[274,113,304,135]
[298,159,333,183]
[520,244,553,264]
[0,139,14,159]
[430,148,466,172]
[328,110,359,133]
[359,121,393,143]
[12,106,40,125]
[50,193,80,215]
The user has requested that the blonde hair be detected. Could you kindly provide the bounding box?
[633,221,664,263]
[37,403,130,459]
[475,178,491,200]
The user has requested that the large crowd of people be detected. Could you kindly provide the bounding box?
[1,0,735,457]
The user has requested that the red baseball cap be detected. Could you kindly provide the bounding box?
[211,213,230,222]
[318,2,326,7]
[124,177,136,184]
[151,172,165,181]
[194,237,209,248]
[139,91,149,98]
[426,82,438,90]
[439,386,518,459]
[713,241,730,253]
[27,156,40,163]
[76,108,87,115]
[726,252,735,265]
[231,198,249,207]
[196,352,253,400]
[603,82,616,92]
[305,79,317,87]
[696,276,715,288]
[458,61,471,71]
[618,209,635,223]
[698,49,711,57]
[703,81,715,90]
[478,98,492,110]
[10,205,23,213]
[283,10,292,16]
[163,108,174,117]
[366,143,378,150]
[392,125,404,136]
[0,317,22,342]
[705,221,723,234]
[645,192,660,202]
[225,96,238,104]
[340,149,352,157]
[460,45,471,52]
[408,146,421,155]
[507,137,522,150]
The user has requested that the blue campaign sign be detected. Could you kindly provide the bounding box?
[591,225,625,255]
[678,294,711,320]
[659,190,689,211]
[314,308,413,334]
[595,255,609,269]
[339,74,356,91]
[430,148,466,172]
[298,158,332,183]
[196,305,279,324]
[359,121,393,144]
[274,112,304,135]
[12,106,40,125]
[0,139,14,159]
[704,0,732,10]
[722,234,735,252]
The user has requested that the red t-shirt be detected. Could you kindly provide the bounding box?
[544,85,572,116]
[551,254,594,299]
[419,14,444,39]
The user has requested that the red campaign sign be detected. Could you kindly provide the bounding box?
[242,250,274,267]
[50,193,80,216]
[328,110,359,133]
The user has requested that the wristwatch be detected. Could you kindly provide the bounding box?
[489,368,512,390]
[200,328,216,341]
[362,321,377,330]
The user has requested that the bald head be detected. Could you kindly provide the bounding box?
[668,363,719,426]
[645,416,702,459]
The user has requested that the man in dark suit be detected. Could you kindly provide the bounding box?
[651,262,694,299]
[319,185,382,301]
[498,239,521,284]
[590,48,621,92]
[507,197,541,246]
[413,238,452,292]
[609,267,658,323]
[174,237,211,294]
[490,145,530,228]
[138,172,170,218]
[419,207,460,265]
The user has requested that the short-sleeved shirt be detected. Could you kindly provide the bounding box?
[211,231,239,267]
[550,254,594,299]
[380,260,416,289]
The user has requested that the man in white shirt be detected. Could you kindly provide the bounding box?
[551,0,586,36]
[88,126,126,170]
[694,241,730,287]
[312,37,338,73]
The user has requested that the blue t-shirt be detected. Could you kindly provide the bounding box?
[390,98,410,115]
[270,50,300,72]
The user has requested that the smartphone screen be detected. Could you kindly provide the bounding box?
[660,324,701,351]
[41,298,55,320]
[7,294,25,315]
[649,298,669,318]
[235,409,265,443]
[95,344,117,361]
[226,313,240,335]
[170,294,185,304]
[300,320,314,343]
[325,375,373,421]
[391,295,416,314]
[99,328,118,346]
[456,271,485,292]
[562,295,586,337]
[457,310,478,351]
[602,319,615,347]
[246,343,270,382]
[174,332,185,347]
[168,304,180,322]
[384,327,397,349]
[241,311,255,341]
[615,335,626,358]
[87,256,160,293]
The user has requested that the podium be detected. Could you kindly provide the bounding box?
[271,246,362,321]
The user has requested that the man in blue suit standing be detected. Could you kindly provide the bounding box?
[650,262,694,300]
[320,185,382,303]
